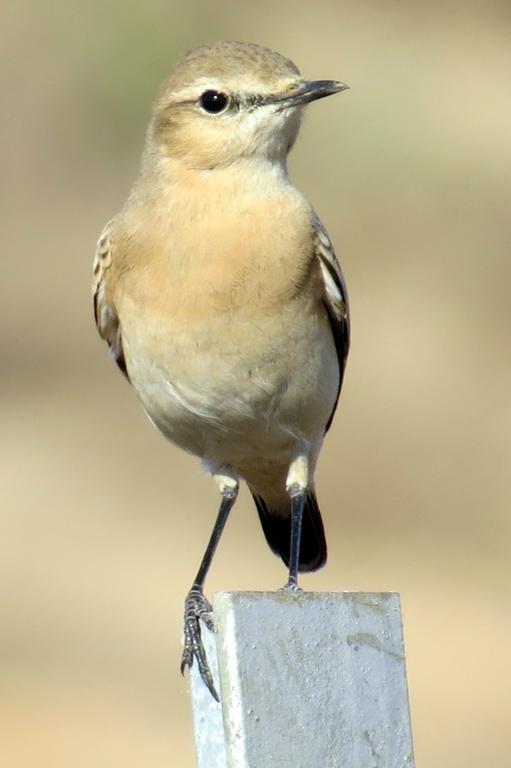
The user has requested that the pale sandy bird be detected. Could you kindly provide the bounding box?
[93,41,350,699]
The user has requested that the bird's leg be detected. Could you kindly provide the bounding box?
[283,485,306,591]
[283,452,309,592]
[181,470,238,701]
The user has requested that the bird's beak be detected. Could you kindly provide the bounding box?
[271,80,349,110]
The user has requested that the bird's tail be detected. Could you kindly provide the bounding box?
[250,489,327,572]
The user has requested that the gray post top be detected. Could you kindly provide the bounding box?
[190,591,414,768]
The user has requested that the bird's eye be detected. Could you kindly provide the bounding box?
[199,90,230,114]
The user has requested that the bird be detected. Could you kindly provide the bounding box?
[92,41,350,700]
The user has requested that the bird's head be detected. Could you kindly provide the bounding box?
[149,41,348,171]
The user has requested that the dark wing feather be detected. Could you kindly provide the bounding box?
[313,217,350,431]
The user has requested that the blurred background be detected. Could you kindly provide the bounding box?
[2,1,510,765]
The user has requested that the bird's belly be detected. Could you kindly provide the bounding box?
[122,306,339,466]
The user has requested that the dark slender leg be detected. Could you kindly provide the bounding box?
[181,486,237,701]
[284,484,306,591]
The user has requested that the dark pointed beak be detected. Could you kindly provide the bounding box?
[271,80,349,110]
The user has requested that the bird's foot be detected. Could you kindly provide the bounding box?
[180,586,219,701]
[279,578,304,593]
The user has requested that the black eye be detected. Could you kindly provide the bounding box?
[199,90,229,114]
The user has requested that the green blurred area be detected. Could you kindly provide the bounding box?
[1,1,510,765]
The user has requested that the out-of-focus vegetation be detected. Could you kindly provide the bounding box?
[1,1,510,765]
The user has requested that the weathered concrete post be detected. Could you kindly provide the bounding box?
[190,591,414,768]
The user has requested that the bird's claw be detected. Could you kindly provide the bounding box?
[181,587,219,701]
[279,579,304,593]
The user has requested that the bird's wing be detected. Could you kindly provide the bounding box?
[313,216,350,431]
[92,219,129,379]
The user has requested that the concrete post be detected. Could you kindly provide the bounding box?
[190,591,414,768]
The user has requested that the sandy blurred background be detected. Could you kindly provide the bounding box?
[2,1,510,765]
